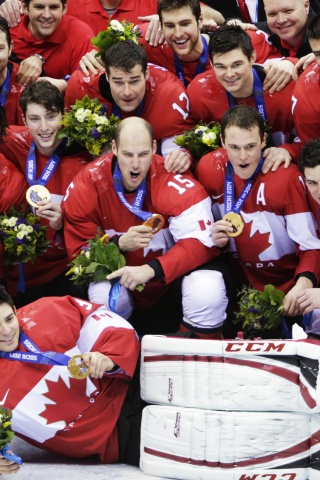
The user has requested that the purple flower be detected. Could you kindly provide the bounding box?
[15,237,29,245]
[248,307,259,314]
[91,127,100,139]
[100,104,107,115]
[196,130,203,136]
[32,223,40,231]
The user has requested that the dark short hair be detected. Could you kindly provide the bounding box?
[158,0,201,23]
[0,286,15,310]
[0,16,11,47]
[104,42,148,76]
[298,138,320,175]
[23,0,67,7]
[209,24,254,62]
[307,11,320,41]
[114,118,154,148]
[19,81,64,117]
[221,105,265,141]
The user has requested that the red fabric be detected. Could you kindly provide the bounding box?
[65,65,195,140]
[10,15,94,78]
[1,296,140,463]
[66,0,158,35]
[196,151,320,293]
[238,0,252,23]
[292,61,320,148]
[62,153,217,310]
[0,126,92,293]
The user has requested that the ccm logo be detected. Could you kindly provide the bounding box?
[239,474,297,480]
[225,342,286,353]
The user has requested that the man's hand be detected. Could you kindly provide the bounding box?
[261,147,292,173]
[211,219,233,248]
[107,264,155,290]
[79,50,105,77]
[36,200,63,230]
[37,76,68,94]
[0,454,20,474]
[293,53,316,81]
[82,352,115,379]
[0,0,23,27]
[225,18,257,31]
[201,19,219,32]
[164,149,191,173]
[138,14,164,46]
[297,288,320,314]
[263,60,294,94]
[118,225,153,252]
[17,55,43,86]
[283,276,313,316]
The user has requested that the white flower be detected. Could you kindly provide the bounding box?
[74,266,80,275]
[110,19,124,32]
[18,224,27,230]
[91,113,100,122]
[16,231,27,240]
[207,132,216,141]
[75,110,86,123]
[85,251,91,259]
[26,226,33,233]
[1,219,8,226]
[96,116,109,125]
[7,217,18,227]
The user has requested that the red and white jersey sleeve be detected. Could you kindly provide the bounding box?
[292,62,320,147]
[196,149,320,292]
[0,295,140,463]
[62,154,218,307]
[0,154,27,211]
[248,30,286,63]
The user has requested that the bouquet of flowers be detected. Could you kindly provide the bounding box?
[234,284,285,339]
[66,230,126,285]
[58,95,120,156]
[91,20,142,61]
[174,122,221,165]
[0,407,23,465]
[0,208,49,264]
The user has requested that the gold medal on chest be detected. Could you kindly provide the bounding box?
[67,354,90,379]
[26,185,50,208]
[142,213,164,233]
[223,212,244,237]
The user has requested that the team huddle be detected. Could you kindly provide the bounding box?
[0,0,320,473]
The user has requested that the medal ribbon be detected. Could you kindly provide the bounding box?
[26,138,67,187]
[112,98,145,119]
[110,163,152,312]
[174,35,208,87]
[0,331,71,367]
[113,163,152,221]
[0,69,11,107]
[0,445,23,466]
[226,68,268,122]
[224,156,264,215]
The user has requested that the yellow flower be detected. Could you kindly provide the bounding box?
[2,421,11,428]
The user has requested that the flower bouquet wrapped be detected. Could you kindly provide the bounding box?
[66,230,126,285]
[235,284,285,339]
[174,122,221,165]
[0,208,49,264]
[91,20,142,61]
[0,407,23,465]
[58,95,120,156]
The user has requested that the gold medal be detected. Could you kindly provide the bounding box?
[223,212,244,237]
[26,185,50,208]
[142,214,164,233]
[67,354,90,379]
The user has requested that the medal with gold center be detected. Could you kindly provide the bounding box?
[68,354,90,379]
[142,214,164,233]
[223,211,244,237]
[26,185,50,208]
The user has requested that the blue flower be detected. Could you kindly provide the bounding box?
[91,127,100,139]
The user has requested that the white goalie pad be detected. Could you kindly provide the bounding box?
[140,336,320,412]
[140,405,320,480]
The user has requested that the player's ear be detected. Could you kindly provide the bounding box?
[152,139,157,155]
[220,134,225,149]
[261,132,267,148]
[145,66,150,81]
[22,115,27,128]
[111,139,118,156]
